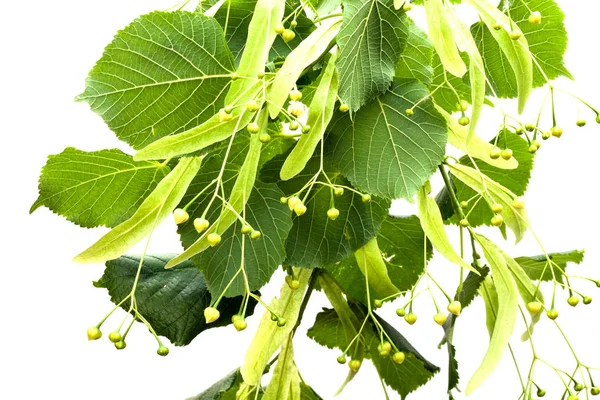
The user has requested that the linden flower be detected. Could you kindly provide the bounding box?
[287,100,306,117]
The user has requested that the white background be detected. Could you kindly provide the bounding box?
[1,1,600,399]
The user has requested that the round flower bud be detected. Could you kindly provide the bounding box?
[327,208,340,220]
[233,318,248,332]
[456,100,469,112]
[282,29,296,43]
[510,31,522,40]
[491,203,503,214]
[87,326,102,341]
[294,203,307,216]
[567,296,580,307]
[173,208,190,225]
[537,388,546,397]
[348,360,362,372]
[224,105,233,114]
[542,131,551,140]
[157,346,170,356]
[460,201,469,209]
[546,309,559,320]
[392,352,406,364]
[373,299,383,309]
[583,296,593,305]
[458,116,470,126]
[287,196,301,211]
[274,23,285,34]
[512,197,525,210]
[433,313,447,326]
[250,230,262,240]
[289,89,302,101]
[246,101,260,112]
[204,307,220,324]
[528,144,538,154]
[289,121,299,131]
[339,104,349,112]
[576,119,587,127]
[114,340,126,350]
[490,147,502,159]
[337,355,346,364]
[403,3,413,11]
[493,22,502,30]
[405,108,414,116]
[448,301,462,316]
[459,219,470,227]
[491,214,504,227]
[590,387,600,396]
[194,218,210,233]
[289,279,300,290]
[528,11,542,24]
[247,122,260,134]
[290,20,298,28]
[257,71,265,79]
[378,341,392,356]
[301,125,311,134]
[241,225,252,234]
[362,194,372,202]
[551,126,564,138]
[404,313,417,325]
[219,108,233,122]
[501,148,513,160]
[207,233,221,247]
[259,133,271,143]
[527,301,543,314]
[108,331,122,343]
[334,187,344,197]
[525,123,535,131]
[277,317,287,327]
[396,308,406,317]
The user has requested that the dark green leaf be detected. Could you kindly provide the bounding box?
[395,20,435,86]
[186,369,242,400]
[31,147,169,228]
[336,0,409,112]
[515,250,585,282]
[77,12,235,149]
[471,0,572,99]
[94,254,255,346]
[330,79,447,200]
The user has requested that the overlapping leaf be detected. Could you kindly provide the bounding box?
[395,21,435,86]
[94,254,256,346]
[77,12,235,149]
[31,148,169,228]
[336,0,409,112]
[515,250,584,282]
[330,79,447,200]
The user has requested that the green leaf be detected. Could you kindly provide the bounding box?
[465,0,533,113]
[447,160,530,243]
[31,148,169,228]
[241,268,313,386]
[424,0,467,77]
[440,130,533,226]
[299,383,323,400]
[94,254,255,346]
[307,308,352,350]
[74,157,203,264]
[473,0,572,99]
[336,0,409,112]
[267,17,341,118]
[263,155,390,268]
[395,20,435,86]
[354,239,399,299]
[192,182,292,297]
[280,54,339,180]
[204,0,316,63]
[417,184,477,273]
[77,11,235,149]
[225,0,285,105]
[515,250,585,282]
[467,234,519,395]
[329,79,447,200]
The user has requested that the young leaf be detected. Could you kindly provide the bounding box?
[280,53,339,180]
[241,269,312,386]
[515,250,585,282]
[76,12,235,149]
[424,0,467,77]
[354,239,399,299]
[329,79,447,200]
[225,0,285,105]
[94,254,256,346]
[438,107,519,170]
[471,0,572,98]
[394,20,435,86]
[74,156,202,264]
[262,336,299,400]
[447,162,529,242]
[467,234,519,395]
[336,0,409,112]
[133,82,263,161]
[267,17,341,118]
[417,184,477,273]
[31,147,170,228]
[465,0,533,113]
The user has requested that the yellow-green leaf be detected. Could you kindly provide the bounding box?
[467,234,519,395]
[74,157,203,263]
[417,183,477,273]
[447,163,529,242]
[280,53,339,180]
[263,336,299,400]
[354,238,399,299]
[464,0,532,113]
[424,0,467,77]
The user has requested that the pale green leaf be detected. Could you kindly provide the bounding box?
[467,234,519,395]
[77,12,235,149]
[94,254,255,346]
[31,147,170,228]
[267,17,341,118]
[74,157,202,263]
[355,239,399,299]
[465,0,532,113]
[329,79,447,200]
[281,54,339,180]
[394,20,435,86]
[336,0,409,112]
[241,268,313,386]
[417,184,477,273]
[263,336,298,400]
[447,162,529,242]
[424,0,467,77]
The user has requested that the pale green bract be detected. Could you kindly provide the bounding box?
[74,157,203,263]
[31,148,170,228]
[355,239,399,299]
[77,12,235,149]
